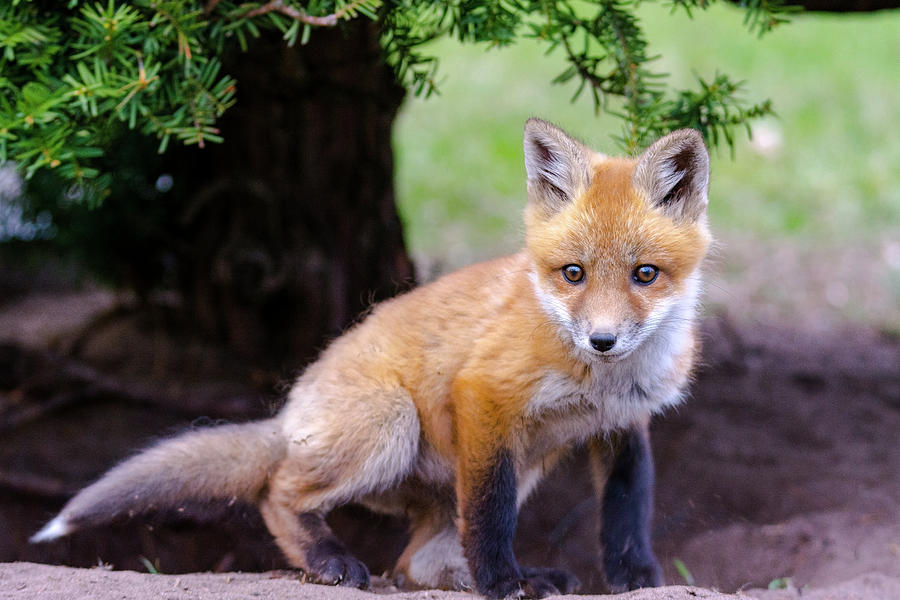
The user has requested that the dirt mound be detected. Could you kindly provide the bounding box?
[513,317,900,593]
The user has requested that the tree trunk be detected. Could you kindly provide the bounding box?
[169,20,414,367]
[0,19,416,574]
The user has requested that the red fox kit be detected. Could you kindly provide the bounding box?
[33,119,711,598]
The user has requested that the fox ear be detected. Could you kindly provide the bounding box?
[633,129,709,223]
[524,118,595,217]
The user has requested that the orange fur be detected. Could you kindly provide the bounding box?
[34,120,712,597]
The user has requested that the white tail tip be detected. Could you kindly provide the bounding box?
[30,515,73,543]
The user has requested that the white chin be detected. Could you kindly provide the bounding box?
[594,349,632,362]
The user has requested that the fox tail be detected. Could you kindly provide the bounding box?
[30,419,285,543]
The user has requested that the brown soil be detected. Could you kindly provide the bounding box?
[2,563,899,600]
[1,289,899,599]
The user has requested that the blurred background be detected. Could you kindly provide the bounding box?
[393,5,900,331]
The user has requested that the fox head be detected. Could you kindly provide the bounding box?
[523,119,711,362]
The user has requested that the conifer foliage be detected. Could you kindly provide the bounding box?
[1,0,780,197]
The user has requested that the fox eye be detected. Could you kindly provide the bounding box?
[562,264,585,284]
[633,264,659,285]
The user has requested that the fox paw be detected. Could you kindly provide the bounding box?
[305,544,370,588]
[482,573,562,599]
[521,566,581,594]
[606,556,662,593]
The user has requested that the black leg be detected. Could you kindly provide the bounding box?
[298,512,371,588]
[461,449,563,599]
[600,428,663,592]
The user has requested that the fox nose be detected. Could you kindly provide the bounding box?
[589,332,617,353]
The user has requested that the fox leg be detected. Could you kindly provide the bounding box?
[259,498,369,587]
[458,447,530,598]
[456,445,580,599]
[590,426,663,592]
[260,384,420,588]
[451,377,580,600]
[394,508,471,590]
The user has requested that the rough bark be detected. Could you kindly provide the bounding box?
[167,20,414,366]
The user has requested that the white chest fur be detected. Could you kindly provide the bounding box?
[526,269,701,433]
[525,301,695,450]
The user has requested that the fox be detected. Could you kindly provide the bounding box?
[31,119,711,598]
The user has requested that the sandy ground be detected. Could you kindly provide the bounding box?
[2,562,900,600]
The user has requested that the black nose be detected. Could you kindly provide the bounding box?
[589,332,617,353]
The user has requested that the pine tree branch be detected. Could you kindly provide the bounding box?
[0,0,777,189]
[242,0,371,26]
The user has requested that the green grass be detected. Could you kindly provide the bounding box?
[393,5,900,269]
[138,556,162,574]
[768,576,795,590]
[674,558,696,586]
